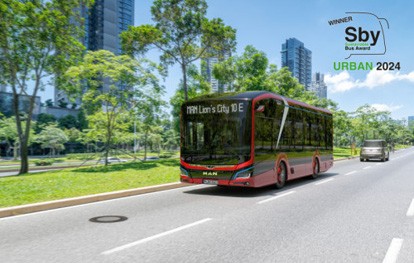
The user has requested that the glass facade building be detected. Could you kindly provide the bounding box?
[0,92,41,119]
[88,0,134,55]
[202,50,231,93]
[310,72,327,99]
[281,38,312,90]
[55,0,135,106]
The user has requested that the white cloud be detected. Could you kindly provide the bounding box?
[325,70,414,93]
[325,71,359,93]
[371,104,403,112]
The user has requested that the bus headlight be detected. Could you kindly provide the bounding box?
[234,167,253,179]
[180,167,189,177]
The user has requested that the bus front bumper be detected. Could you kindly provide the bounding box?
[180,176,255,187]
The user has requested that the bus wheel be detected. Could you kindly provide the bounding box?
[275,162,287,189]
[311,159,320,179]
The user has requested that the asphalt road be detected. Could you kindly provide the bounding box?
[1,148,414,263]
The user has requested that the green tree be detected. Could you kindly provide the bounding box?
[333,110,353,147]
[0,0,93,174]
[0,116,35,160]
[35,124,68,157]
[82,110,132,157]
[34,113,57,133]
[64,127,82,143]
[76,110,88,131]
[135,92,166,161]
[58,115,78,130]
[65,50,163,165]
[213,46,328,107]
[121,0,236,101]
[213,45,268,91]
[170,64,210,133]
[45,99,54,107]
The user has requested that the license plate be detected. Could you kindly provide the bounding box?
[203,179,218,185]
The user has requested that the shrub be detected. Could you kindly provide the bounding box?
[34,159,54,166]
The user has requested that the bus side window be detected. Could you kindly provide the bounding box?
[295,109,303,149]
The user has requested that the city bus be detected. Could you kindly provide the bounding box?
[180,91,333,188]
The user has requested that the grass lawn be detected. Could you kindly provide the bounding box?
[0,159,180,208]
[333,147,360,160]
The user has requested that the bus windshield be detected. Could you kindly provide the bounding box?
[181,100,252,165]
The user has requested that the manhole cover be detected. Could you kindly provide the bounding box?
[89,215,128,223]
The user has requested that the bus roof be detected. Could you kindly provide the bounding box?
[187,91,332,115]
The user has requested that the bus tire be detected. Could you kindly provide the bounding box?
[275,162,287,189]
[311,159,320,179]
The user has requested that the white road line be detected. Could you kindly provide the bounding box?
[406,199,414,217]
[383,238,403,263]
[345,171,357,176]
[102,218,212,255]
[257,191,296,204]
[315,178,334,186]
[363,166,372,170]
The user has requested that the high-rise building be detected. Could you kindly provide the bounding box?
[281,38,312,90]
[202,50,231,93]
[55,0,135,106]
[88,0,134,55]
[310,72,327,99]
[0,91,41,119]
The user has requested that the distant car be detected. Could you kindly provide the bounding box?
[360,140,389,162]
[99,157,128,164]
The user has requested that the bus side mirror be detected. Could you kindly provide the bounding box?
[255,105,265,113]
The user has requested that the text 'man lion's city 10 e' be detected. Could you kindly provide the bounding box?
[180,91,333,188]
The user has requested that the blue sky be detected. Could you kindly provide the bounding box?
[133,0,414,120]
[34,1,413,120]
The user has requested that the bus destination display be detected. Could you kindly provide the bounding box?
[186,103,245,115]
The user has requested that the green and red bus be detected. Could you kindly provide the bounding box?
[180,91,333,188]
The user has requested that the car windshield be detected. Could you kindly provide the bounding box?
[181,100,252,165]
[363,141,384,147]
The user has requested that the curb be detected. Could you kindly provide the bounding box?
[0,182,192,219]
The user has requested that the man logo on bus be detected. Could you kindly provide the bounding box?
[203,171,218,176]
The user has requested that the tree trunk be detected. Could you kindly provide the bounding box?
[19,138,29,174]
[144,131,148,161]
[182,63,188,101]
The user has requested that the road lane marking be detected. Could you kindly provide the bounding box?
[314,178,334,186]
[406,199,414,217]
[102,218,212,255]
[257,191,296,204]
[363,166,372,170]
[383,238,403,263]
[345,171,357,176]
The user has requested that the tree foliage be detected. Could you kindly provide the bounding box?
[0,0,93,174]
[65,50,163,165]
[333,104,413,147]
[121,0,236,101]
[35,124,68,157]
[170,64,211,133]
